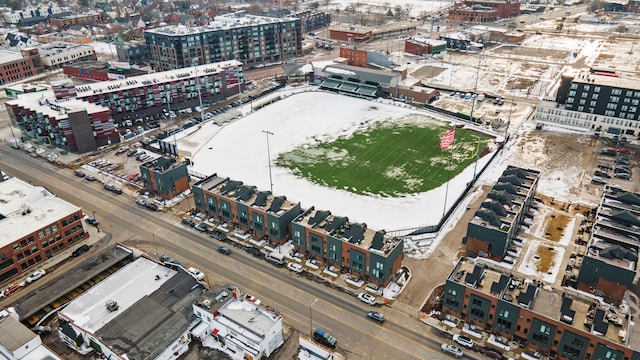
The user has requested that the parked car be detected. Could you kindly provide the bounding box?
[441,344,464,358]
[598,163,613,170]
[145,202,159,211]
[615,172,631,180]
[136,199,147,207]
[26,270,46,283]
[187,267,205,280]
[159,255,184,267]
[615,157,630,165]
[195,223,209,232]
[104,183,115,191]
[85,175,96,182]
[116,146,129,155]
[245,246,262,257]
[30,325,51,335]
[72,244,91,257]
[3,283,23,297]
[181,218,196,227]
[614,167,631,174]
[210,230,227,241]
[127,149,138,157]
[287,262,304,273]
[591,176,607,185]
[452,334,474,348]
[366,311,385,323]
[600,148,617,156]
[481,346,503,359]
[111,187,123,195]
[74,170,85,177]
[594,170,611,178]
[86,217,99,226]
[357,292,377,306]
[217,246,232,255]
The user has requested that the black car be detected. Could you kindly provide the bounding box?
[145,202,159,211]
[245,246,262,257]
[615,158,630,165]
[181,218,196,227]
[210,230,228,241]
[72,244,91,257]
[615,173,631,180]
[594,170,611,178]
[217,246,232,255]
[598,163,613,170]
[614,167,631,174]
[111,188,123,195]
[74,170,85,177]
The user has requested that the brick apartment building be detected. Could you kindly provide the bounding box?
[0,178,88,284]
[139,157,190,200]
[0,48,44,85]
[448,0,520,23]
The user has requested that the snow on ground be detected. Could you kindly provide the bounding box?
[186,91,495,230]
[325,0,447,17]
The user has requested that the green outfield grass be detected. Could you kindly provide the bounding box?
[276,119,490,197]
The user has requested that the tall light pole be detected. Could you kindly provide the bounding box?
[232,51,243,105]
[191,59,205,124]
[262,130,274,193]
[471,54,482,182]
[309,298,318,338]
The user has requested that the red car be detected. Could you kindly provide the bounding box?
[3,283,23,297]
[481,346,503,359]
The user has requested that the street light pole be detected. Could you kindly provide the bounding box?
[471,55,482,182]
[309,298,318,338]
[191,59,205,124]
[262,130,274,193]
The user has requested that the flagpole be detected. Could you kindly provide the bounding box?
[441,125,456,220]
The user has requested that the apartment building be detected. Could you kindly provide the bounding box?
[192,174,301,242]
[291,207,404,286]
[37,42,96,69]
[536,70,640,136]
[144,11,302,71]
[448,0,520,22]
[48,11,105,28]
[139,157,190,200]
[5,90,118,153]
[0,48,44,85]
[0,178,88,284]
[72,60,243,124]
[464,166,540,261]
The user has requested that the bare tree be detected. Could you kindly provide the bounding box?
[394,5,403,20]
[404,4,414,18]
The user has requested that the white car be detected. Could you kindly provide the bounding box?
[452,334,475,348]
[357,292,377,306]
[287,262,304,274]
[441,343,464,358]
[26,270,46,283]
[187,267,205,281]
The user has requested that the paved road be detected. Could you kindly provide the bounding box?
[0,143,474,360]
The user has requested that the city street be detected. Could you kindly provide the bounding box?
[0,143,470,360]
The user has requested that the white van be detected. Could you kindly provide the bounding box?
[265,252,286,266]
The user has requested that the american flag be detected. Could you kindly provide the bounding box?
[440,128,456,150]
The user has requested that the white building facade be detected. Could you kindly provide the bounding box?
[191,293,284,360]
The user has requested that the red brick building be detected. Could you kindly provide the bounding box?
[0,178,89,285]
[329,27,373,42]
[339,46,368,67]
[449,0,520,22]
[0,48,44,86]
[49,12,106,29]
